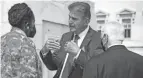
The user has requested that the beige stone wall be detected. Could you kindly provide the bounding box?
[1,1,143,78]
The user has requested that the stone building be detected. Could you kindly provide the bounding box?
[1,0,143,78]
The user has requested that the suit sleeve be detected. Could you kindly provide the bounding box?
[40,34,65,70]
[40,50,57,70]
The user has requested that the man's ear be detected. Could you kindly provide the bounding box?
[85,17,90,25]
[102,34,108,45]
[104,34,108,42]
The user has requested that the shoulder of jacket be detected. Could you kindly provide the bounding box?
[62,31,72,36]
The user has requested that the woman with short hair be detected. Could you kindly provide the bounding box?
[1,3,42,78]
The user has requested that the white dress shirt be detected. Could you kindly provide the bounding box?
[74,26,89,59]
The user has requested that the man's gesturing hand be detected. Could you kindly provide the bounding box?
[64,40,80,56]
[41,38,60,56]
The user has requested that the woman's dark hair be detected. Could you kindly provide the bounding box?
[8,3,34,28]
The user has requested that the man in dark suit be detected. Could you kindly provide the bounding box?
[40,2,104,78]
[83,21,143,78]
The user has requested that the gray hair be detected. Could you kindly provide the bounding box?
[101,21,125,41]
[68,2,91,20]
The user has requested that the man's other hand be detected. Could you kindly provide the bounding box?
[64,41,80,56]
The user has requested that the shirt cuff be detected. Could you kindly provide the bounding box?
[74,49,82,59]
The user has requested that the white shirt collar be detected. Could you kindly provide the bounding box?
[74,26,90,58]
[78,26,89,38]
[108,44,124,49]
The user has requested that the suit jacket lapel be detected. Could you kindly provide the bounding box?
[80,27,94,49]
[64,31,74,42]
[68,27,94,78]
[58,31,74,78]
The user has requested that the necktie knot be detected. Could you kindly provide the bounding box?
[74,34,80,44]
[75,34,80,40]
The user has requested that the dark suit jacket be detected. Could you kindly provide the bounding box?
[40,27,104,78]
[83,45,143,78]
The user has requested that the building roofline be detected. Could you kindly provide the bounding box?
[117,8,136,15]
[42,20,68,26]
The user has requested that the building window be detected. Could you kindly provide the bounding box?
[96,20,106,31]
[96,15,106,18]
[117,9,136,39]
[122,19,131,38]
[119,13,132,17]
[125,29,131,38]
[95,11,109,31]
[124,24,131,38]
[97,20,105,24]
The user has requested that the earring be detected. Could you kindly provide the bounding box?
[26,23,29,29]
[27,26,29,29]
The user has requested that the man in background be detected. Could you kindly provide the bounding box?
[40,1,104,78]
[83,21,143,78]
[1,3,42,78]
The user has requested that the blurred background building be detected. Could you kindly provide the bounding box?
[1,0,143,78]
